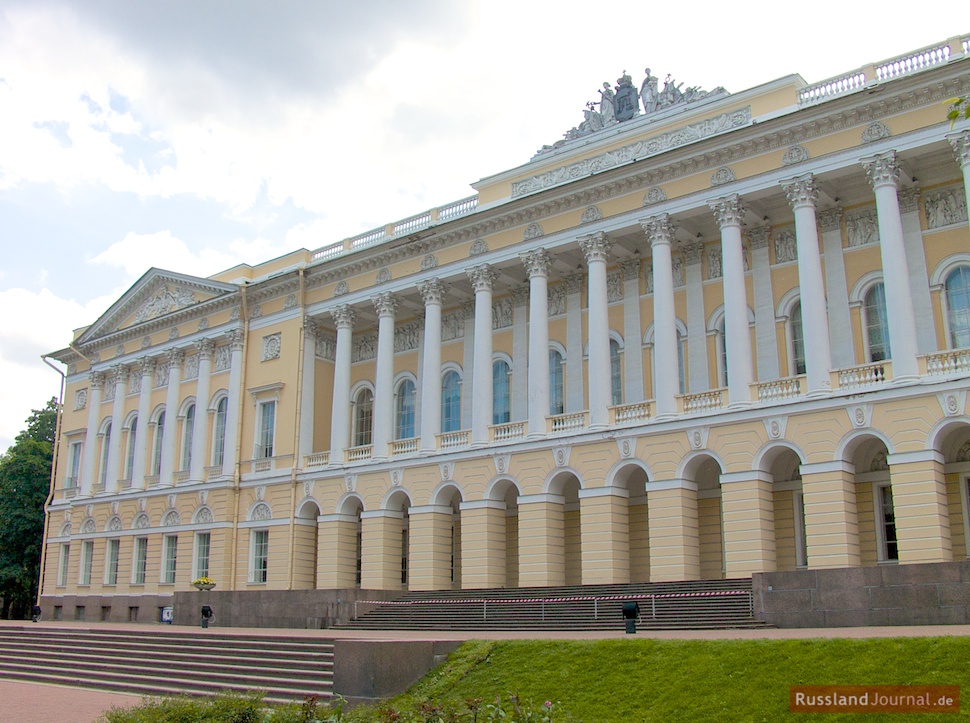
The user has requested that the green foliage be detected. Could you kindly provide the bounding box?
[100,692,265,723]
[0,397,59,618]
[947,97,970,127]
[94,637,970,721]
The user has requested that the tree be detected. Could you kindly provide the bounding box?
[0,398,59,618]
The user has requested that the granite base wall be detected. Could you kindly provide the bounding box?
[333,639,462,705]
[171,588,403,628]
[753,561,970,627]
[39,594,175,624]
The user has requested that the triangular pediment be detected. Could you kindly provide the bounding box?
[78,268,239,343]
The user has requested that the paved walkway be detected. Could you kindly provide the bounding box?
[2,621,969,722]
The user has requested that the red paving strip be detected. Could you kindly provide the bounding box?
[2,621,969,722]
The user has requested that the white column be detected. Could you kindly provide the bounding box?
[682,243,709,393]
[159,348,183,485]
[748,227,780,380]
[372,293,397,459]
[418,280,444,451]
[329,306,355,464]
[947,130,970,226]
[510,287,529,421]
[819,208,854,369]
[898,188,935,354]
[564,273,585,412]
[782,174,832,394]
[105,365,128,491]
[710,195,753,406]
[620,259,644,403]
[862,151,919,380]
[221,329,245,477]
[643,215,678,418]
[580,232,612,427]
[132,358,155,489]
[467,265,495,444]
[80,372,104,496]
[460,301,475,431]
[522,250,551,436]
[298,321,317,463]
[190,338,214,481]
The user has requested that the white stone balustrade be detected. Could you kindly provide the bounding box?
[682,390,724,414]
[756,378,804,403]
[612,402,652,424]
[836,363,888,390]
[491,421,527,442]
[925,349,970,376]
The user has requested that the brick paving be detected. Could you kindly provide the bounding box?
[2,620,969,722]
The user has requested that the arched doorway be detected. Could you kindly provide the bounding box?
[761,446,806,571]
[684,455,724,580]
[939,422,970,559]
[613,464,649,582]
[846,436,894,566]
[294,499,320,588]
[547,472,582,586]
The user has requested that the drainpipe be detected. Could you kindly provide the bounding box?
[36,355,66,610]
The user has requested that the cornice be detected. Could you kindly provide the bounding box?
[238,63,970,304]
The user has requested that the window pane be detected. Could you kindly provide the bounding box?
[610,339,622,405]
[865,283,891,362]
[99,423,112,485]
[134,538,147,585]
[354,390,373,446]
[152,412,165,475]
[441,372,461,433]
[163,535,178,584]
[195,532,211,580]
[213,397,228,466]
[106,539,119,585]
[492,361,510,425]
[946,267,970,349]
[253,530,269,583]
[790,302,806,376]
[181,405,195,470]
[395,380,416,439]
[549,350,564,415]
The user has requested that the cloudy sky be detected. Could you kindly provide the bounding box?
[0,0,962,451]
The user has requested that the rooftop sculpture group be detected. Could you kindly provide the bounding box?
[535,68,728,156]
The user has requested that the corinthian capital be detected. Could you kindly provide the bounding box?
[747,226,770,250]
[166,347,185,366]
[372,292,398,318]
[579,232,612,264]
[418,278,445,306]
[467,264,495,292]
[947,130,970,169]
[111,364,129,386]
[781,173,818,210]
[521,249,551,279]
[195,337,215,360]
[861,151,900,190]
[708,195,745,228]
[138,356,157,377]
[227,328,246,351]
[640,213,676,247]
[330,304,356,330]
[89,371,105,390]
[817,207,843,233]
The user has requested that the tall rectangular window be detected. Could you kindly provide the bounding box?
[66,443,82,488]
[133,537,147,585]
[212,397,228,466]
[251,529,269,583]
[57,543,70,586]
[879,485,898,562]
[80,540,93,585]
[162,535,178,584]
[123,418,137,480]
[257,401,276,458]
[105,539,120,585]
[195,532,211,580]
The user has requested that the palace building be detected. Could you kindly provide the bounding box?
[40,36,970,625]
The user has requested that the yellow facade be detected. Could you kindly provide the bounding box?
[40,36,970,622]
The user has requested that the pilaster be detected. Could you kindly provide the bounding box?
[800,461,861,569]
[645,481,700,581]
[720,471,776,576]
[578,487,630,584]
[888,450,953,564]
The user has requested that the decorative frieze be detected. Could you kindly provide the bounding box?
[924,185,968,229]
[284,294,297,309]
[352,332,378,362]
[548,285,566,316]
[334,281,349,297]
[512,107,751,198]
[845,208,880,247]
[469,238,488,256]
[249,304,262,320]
[128,372,141,396]
[315,332,337,360]
[817,207,843,233]
[710,166,736,186]
[492,298,513,329]
[523,223,543,240]
[375,268,392,285]
[861,121,892,144]
[580,206,603,223]
[153,361,170,388]
[394,321,422,353]
[168,327,179,340]
[441,310,464,342]
[606,270,623,302]
[707,247,723,279]
[134,286,195,323]
[214,345,231,371]
[748,226,770,250]
[643,186,666,206]
[782,145,809,165]
[74,388,88,411]
[773,229,797,263]
[420,254,438,270]
[183,353,200,379]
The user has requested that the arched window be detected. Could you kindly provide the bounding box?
[610,338,622,405]
[395,379,416,439]
[716,324,728,388]
[441,371,461,433]
[353,388,374,447]
[212,397,228,467]
[945,266,970,349]
[492,360,511,425]
[790,301,806,376]
[549,349,564,415]
[864,282,891,362]
[99,422,112,486]
[124,416,138,480]
[180,403,195,471]
[151,412,165,476]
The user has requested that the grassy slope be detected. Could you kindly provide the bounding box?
[373,637,970,722]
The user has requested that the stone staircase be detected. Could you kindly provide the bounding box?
[338,578,768,631]
[0,626,334,705]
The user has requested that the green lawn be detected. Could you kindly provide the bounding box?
[101,636,970,722]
